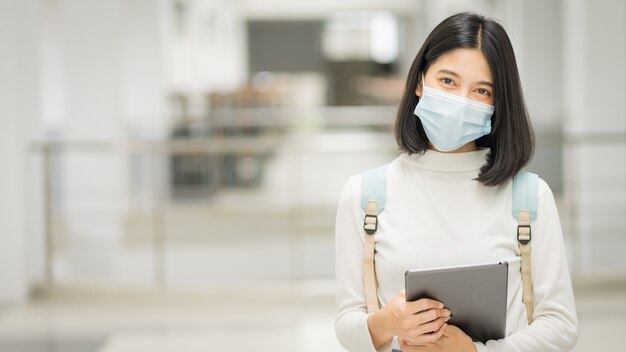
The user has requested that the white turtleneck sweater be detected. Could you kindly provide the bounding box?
[334,148,578,352]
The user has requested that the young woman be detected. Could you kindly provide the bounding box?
[334,12,578,352]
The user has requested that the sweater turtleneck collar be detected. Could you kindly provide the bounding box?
[400,148,490,173]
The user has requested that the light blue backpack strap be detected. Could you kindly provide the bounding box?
[360,164,388,213]
[512,170,539,223]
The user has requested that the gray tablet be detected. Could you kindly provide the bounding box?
[405,261,508,343]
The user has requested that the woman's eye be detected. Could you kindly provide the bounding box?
[476,88,491,96]
[441,77,454,85]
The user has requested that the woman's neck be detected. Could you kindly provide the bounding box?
[429,141,477,153]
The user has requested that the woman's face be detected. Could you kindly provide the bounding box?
[415,48,494,106]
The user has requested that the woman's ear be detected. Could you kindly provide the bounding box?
[415,76,423,97]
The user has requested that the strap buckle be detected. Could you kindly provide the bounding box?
[517,225,531,245]
[363,214,378,235]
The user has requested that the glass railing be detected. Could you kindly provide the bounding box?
[28,107,626,288]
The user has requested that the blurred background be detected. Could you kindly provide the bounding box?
[0,0,624,351]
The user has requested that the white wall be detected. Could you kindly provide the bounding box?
[518,0,563,124]
[169,0,247,114]
[51,0,174,283]
[0,0,42,303]
[563,0,626,275]
[121,0,170,136]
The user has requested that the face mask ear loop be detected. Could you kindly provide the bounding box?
[421,73,437,97]
[418,73,431,103]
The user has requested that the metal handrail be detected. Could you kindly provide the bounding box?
[31,135,284,155]
[563,131,626,144]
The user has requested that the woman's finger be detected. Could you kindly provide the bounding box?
[410,307,450,326]
[412,316,451,336]
[403,322,448,346]
[407,298,444,314]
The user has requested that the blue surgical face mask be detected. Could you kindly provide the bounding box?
[414,77,494,152]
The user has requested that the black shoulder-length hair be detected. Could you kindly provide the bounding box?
[395,12,534,187]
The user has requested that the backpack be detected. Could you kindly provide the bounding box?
[360,164,538,324]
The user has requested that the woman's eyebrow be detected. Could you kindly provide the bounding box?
[438,69,493,87]
[438,69,460,77]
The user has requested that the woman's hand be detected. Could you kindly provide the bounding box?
[398,325,477,352]
[367,289,451,348]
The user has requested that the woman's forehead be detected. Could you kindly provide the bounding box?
[428,48,493,83]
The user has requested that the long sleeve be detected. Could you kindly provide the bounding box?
[474,181,579,351]
[334,176,390,352]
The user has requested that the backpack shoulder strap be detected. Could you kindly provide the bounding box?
[360,164,388,313]
[512,169,539,324]
[360,164,388,216]
[512,170,539,224]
